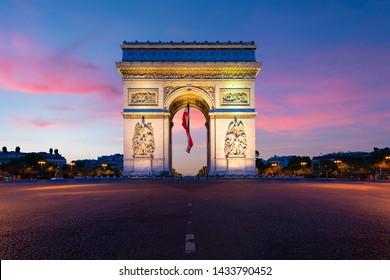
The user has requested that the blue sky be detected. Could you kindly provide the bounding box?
[1,0,389,174]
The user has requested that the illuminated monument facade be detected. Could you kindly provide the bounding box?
[116,41,262,176]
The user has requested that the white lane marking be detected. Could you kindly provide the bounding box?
[185,234,195,253]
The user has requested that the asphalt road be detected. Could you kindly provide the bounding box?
[1,178,389,260]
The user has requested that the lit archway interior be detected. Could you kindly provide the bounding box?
[171,108,207,175]
[169,94,210,176]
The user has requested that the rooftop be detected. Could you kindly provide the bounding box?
[120,41,258,62]
[122,40,256,46]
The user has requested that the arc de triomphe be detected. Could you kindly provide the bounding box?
[116,41,262,176]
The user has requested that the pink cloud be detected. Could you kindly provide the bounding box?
[255,45,390,135]
[11,114,82,129]
[30,120,53,128]
[0,32,120,96]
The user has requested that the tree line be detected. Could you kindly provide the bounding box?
[0,152,122,180]
[256,147,390,180]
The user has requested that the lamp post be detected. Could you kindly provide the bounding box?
[334,160,342,178]
[334,160,341,165]
[38,161,46,179]
[70,162,75,173]
[385,156,390,176]
[300,162,307,177]
[324,165,328,179]
[101,163,107,176]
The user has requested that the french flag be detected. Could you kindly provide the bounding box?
[182,103,193,153]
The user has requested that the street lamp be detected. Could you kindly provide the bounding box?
[38,161,46,179]
[300,162,307,168]
[70,162,75,173]
[385,156,390,175]
[101,163,108,177]
[334,160,342,178]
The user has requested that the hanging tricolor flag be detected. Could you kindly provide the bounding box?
[182,103,193,153]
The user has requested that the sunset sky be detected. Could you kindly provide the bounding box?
[1,0,389,174]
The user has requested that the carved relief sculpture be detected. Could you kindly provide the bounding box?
[128,88,158,105]
[120,69,258,80]
[132,117,155,157]
[164,85,215,102]
[220,88,249,105]
[224,117,247,156]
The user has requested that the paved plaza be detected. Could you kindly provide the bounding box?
[0,178,389,259]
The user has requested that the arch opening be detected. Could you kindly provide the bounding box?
[167,88,212,176]
[171,107,208,176]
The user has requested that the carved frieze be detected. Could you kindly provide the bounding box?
[119,69,258,80]
[201,86,215,101]
[164,86,181,95]
[220,88,250,106]
[132,117,155,157]
[163,85,215,103]
[224,117,247,157]
[128,88,158,105]
[121,48,256,63]
[169,97,210,118]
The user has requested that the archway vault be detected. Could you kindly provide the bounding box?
[165,86,214,119]
[166,87,211,175]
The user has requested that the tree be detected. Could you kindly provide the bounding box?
[15,146,21,153]
[197,166,208,177]
[263,165,283,176]
[2,146,7,153]
[256,158,266,174]
[171,168,182,177]
[255,150,260,158]
[49,148,53,154]
[285,156,312,177]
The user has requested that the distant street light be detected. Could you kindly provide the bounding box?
[38,161,46,179]
[271,163,277,168]
[300,162,307,168]
[70,162,75,173]
[385,156,390,175]
[102,163,107,170]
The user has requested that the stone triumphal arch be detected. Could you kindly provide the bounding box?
[116,41,262,176]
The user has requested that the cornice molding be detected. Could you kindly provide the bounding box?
[116,61,262,68]
[209,112,257,119]
[117,67,261,80]
[121,41,257,49]
[122,112,170,119]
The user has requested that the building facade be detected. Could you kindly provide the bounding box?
[116,41,262,176]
